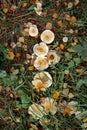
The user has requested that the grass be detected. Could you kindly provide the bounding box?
[0,0,87,130]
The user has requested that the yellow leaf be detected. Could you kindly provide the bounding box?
[8,51,15,60]
[57,20,62,27]
[3,7,9,13]
[53,90,60,100]
[65,14,71,21]
[59,43,65,50]
[63,107,71,116]
[22,2,28,8]
[76,68,83,73]
[28,65,34,71]
[83,117,87,123]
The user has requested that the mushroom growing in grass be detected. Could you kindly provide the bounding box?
[34,56,49,70]
[40,30,55,44]
[29,26,39,37]
[34,2,42,16]
[41,97,57,115]
[23,28,29,36]
[33,71,52,89]
[47,50,60,64]
[28,103,45,119]
[33,42,49,56]
[32,79,46,92]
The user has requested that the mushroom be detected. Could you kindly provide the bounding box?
[28,103,45,119]
[34,56,49,70]
[32,79,45,92]
[41,97,57,115]
[34,2,42,15]
[22,28,29,36]
[40,30,55,44]
[29,26,39,37]
[62,36,68,42]
[33,42,49,56]
[33,71,52,88]
[47,50,60,64]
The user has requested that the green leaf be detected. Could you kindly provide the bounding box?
[16,101,22,109]
[65,53,72,59]
[72,42,87,59]
[73,58,81,64]
[3,77,12,86]
[0,45,9,59]
[50,62,56,69]
[72,45,83,53]
[10,75,18,81]
[68,61,74,68]
[0,70,7,78]
[21,103,29,109]
[19,90,30,108]
[27,5,36,11]
[76,79,87,90]
[12,69,19,75]
[53,41,59,49]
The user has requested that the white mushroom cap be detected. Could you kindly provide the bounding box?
[34,2,42,15]
[47,50,60,64]
[41,98,57,115]
[62,36,68,42]
[28,103,45,119]
[32,79,46,91]
[34,56,49,70]
[40,30,55,44]
[33,42,49,57]
[22,28,29,36]
[33,71,52,88]
[29,26,39,37]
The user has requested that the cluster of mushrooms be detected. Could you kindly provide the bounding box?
[23,22,61,120]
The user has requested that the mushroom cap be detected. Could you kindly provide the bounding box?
[33,42,49,56]
[23,28,29,36]
[33,71,52,88]
[41,98,57,115]
[32,79,46,92]
[28,103,45,119]
[47,50,60,64]
[62,36,68,42]
[34,56,49,70]
[34,7,42,15]
[40,30,55,44]
[29,26,38,37]
[34,2,42,15]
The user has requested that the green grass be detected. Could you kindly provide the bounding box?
[0,0,87,130]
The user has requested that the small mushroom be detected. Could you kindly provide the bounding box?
[29,26,39,37]
[33,42,49,56]
[47,50,60,64]
[34,56,49,70]
[28,103,45,119]
[32,79,45,92]
[40,30,55,44]
[33,71,52,88]
[34,2,42,15]
[62,36,68,42]
[23,28,29,36]
[41,97,57,115]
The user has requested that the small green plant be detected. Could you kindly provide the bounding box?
[72,38,87,59]
[0,45,8,63]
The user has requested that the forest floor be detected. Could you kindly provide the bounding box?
[0,0,87,130]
